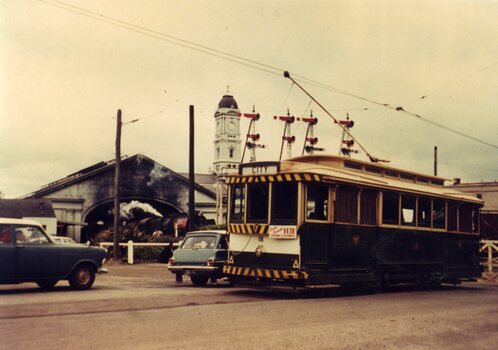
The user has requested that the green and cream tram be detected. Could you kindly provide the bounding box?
[223,155,482,287]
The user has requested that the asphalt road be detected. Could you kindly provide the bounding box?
[1,263,498,350]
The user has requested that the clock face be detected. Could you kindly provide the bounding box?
[228,121,236,132]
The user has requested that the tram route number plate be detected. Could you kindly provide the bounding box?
[268,225,297,239]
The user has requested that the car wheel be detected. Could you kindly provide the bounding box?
[69,264,96,290]
[190,275,209,286]
[36,280,58,289]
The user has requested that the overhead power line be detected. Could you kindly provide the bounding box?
[405,60,498,106]
[36,0,498,150]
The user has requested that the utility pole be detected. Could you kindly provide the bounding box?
[113,109,122,261]
[188,105,195,232]
[434,146,438,177]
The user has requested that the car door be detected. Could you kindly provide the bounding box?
[15,224,62,280]
[0,224,16,280]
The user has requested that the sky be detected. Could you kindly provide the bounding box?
[1,0,497,199]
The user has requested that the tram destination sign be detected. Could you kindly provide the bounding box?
[240,161,280,176]
[268,225,297,239]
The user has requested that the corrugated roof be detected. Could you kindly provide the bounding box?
[23,154,216,199]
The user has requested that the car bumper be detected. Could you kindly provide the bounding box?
[167,265,220,274]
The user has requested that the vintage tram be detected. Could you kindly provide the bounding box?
[223,154,482,288]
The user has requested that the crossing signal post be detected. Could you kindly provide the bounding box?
[337,115,358,157]
[275,110,297,161]
[301,111,324,155]
[240,108,265,163]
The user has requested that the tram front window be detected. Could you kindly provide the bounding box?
[247,183,269,223]
[230,184,245,223]
[271,182,298,224]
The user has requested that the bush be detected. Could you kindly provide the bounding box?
[133,235,180,263]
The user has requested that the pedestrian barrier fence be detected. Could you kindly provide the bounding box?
[480,240,498,274]
[99,241,180,264]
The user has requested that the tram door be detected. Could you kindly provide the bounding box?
[301,223,330,267]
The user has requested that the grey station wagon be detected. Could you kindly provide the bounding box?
[0,218,107,290]
[167,230,228,286]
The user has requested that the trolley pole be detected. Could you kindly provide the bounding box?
[113,109,122,261]
[188,105,195,232]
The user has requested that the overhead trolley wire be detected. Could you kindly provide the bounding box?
[37,0,283,78]
[404,60,498,106]
[37,0,498,151]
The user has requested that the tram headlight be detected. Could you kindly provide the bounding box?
[255,245,264,258]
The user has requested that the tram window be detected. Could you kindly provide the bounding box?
[271,182,298,224]
[433,199,446,229]
[382,192,399,225]
[306,184,329,221]
[401,195,416,226]
[448,202,458,231]
[344,161,362,171]
[365,166,381,175]
[472,207,479,234]
[335,185,358,223]
[459,204,473,233]
[360,189,377,225]
[247,183,269,223]
[418,197,431,228]
[432,179,445,186]
[230,184,245,222]
[400,174,415,182]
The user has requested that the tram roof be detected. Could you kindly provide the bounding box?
[230,154,483,205]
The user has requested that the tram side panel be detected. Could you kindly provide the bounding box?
[299,224,480,285]
[441,233,481,280]
[300,223,377,285]
[371,228,445,279]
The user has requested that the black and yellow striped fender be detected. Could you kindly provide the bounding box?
[223,265,308,280]
[228,223,269,235]
[226,172,321,184]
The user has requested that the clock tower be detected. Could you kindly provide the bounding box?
[213,93,241,175]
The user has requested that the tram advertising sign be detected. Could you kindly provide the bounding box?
[269,225,297,239]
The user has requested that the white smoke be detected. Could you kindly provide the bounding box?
[120,200,163,220]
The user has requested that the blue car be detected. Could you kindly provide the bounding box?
[0,218,107,290]
[167,230,228,286]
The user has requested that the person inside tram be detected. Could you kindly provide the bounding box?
[308,198,327,220]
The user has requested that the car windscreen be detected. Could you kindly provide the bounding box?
[181,236,217,250]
